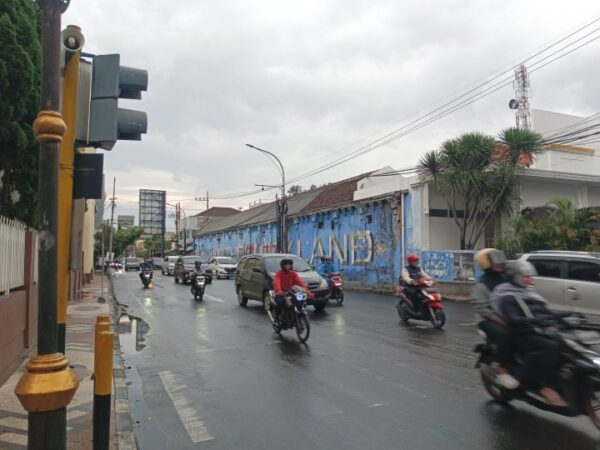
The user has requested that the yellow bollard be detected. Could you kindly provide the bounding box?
[93,331,113,450]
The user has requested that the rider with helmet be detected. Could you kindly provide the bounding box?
[317,256,335,288]
[473,248,518,390]
[473,248,507,303]
[400,253,431,313]
[139,257,153,282]
[490,260,568,406]
[273,258,312,315]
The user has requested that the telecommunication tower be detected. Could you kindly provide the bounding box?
[509,64,531,130]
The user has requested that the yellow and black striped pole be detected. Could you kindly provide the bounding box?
[93,330,114,450]
[57,25,84,353]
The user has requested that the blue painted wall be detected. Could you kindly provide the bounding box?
[194,192,480,287]
[194,200,401,287]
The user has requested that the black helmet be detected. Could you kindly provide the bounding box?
[280,258,294,269]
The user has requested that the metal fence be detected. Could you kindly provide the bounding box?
[0,216,27,294]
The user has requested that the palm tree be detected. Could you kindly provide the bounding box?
[418,128,544,249]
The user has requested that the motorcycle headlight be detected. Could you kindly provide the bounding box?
[319,278,328,289]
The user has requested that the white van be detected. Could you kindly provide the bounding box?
[162,256,179,276]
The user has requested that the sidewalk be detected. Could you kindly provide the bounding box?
[0,273,123,449]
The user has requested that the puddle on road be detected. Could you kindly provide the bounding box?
[118,314,168,447]
[118,314,150,353]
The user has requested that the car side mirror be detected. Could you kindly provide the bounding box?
[252,267,262,273]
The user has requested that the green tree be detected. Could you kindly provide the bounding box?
[0,0,41,226]
[113,226,143,258]
[143,235,162,257]
[288,185,303,196]
[418,128,544,249]
[496,198,596,257]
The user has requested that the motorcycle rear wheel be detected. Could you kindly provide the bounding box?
[335,291,344,305]
[296,315,310,343]
[481,369,512,404]
[585,389,600,430]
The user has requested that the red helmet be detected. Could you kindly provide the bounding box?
[407,253,420,264]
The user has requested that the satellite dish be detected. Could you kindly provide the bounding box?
[509,99,519,110]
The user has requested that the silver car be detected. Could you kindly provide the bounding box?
[162,256,179,275]
[520,251,600,315]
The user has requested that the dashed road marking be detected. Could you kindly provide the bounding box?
[158,370,214,444]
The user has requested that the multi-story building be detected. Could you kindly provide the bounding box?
[117,215,135,229]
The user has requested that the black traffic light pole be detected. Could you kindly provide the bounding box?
[15,1,79,449]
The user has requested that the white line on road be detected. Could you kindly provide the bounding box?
[158,370,214,444]
[204,294,225,303]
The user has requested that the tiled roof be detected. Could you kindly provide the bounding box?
[196,171,375,235]
[196,207,240,217]
[300,172,373,214]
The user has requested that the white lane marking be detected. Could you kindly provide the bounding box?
[204,294,225,303]
[158,370,214,444]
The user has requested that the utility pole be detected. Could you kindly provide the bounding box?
[175,202,180,253]
[15,1,79,448]
[108,177,116,260]
[194,191,209,211]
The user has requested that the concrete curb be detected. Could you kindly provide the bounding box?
[343,285,473,302]
[109,274,137,450]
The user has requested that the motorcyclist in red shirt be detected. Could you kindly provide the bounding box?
[273,258,312,315]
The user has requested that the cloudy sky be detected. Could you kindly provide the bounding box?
[63,0,600,229]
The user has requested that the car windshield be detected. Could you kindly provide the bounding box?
[216,257,235,264]
[183,256,200,264]
[264,256,312,273]
[126,258,137,263]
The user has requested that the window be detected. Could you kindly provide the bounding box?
[567,261,600,283]
[429,209,448,217]
[237,259,248,270]
[529,258,561,278]
[366,215,372,224]
[245,258,257,270]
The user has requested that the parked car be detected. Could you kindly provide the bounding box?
[152,257,164,270]
[174,256,207,284]
[124,257,141,271]
[520,251,600,315]
[235,253,330,311]
[208,256,238,279]
[162,256,179,275]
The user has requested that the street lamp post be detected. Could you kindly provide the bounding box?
[245,144,287,252]
[15,1,79,448]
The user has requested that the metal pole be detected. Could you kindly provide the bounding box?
[245,144,287,252]
[108,177,116,261]
[15,2,78,448]
[57,25,83,353]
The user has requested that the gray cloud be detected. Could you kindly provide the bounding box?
[63,0,600,226]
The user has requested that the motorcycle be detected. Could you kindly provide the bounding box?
[326,272,344,305]
[141,270,153,288]
[396,278,445,329]
[191,274,206,301]
[475,315,600,430]
[265,286,310,343]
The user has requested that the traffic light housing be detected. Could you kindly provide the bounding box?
[76,54,148,150]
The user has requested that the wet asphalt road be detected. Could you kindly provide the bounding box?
[112,270,600,450]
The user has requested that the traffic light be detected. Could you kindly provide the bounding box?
[76,54,148,150]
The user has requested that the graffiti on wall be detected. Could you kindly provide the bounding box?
[288,231,374,265]
[421,250,478,282]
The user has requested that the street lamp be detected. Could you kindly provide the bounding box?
[245,144,287,252]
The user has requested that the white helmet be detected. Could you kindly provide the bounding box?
[504,260,536,286]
